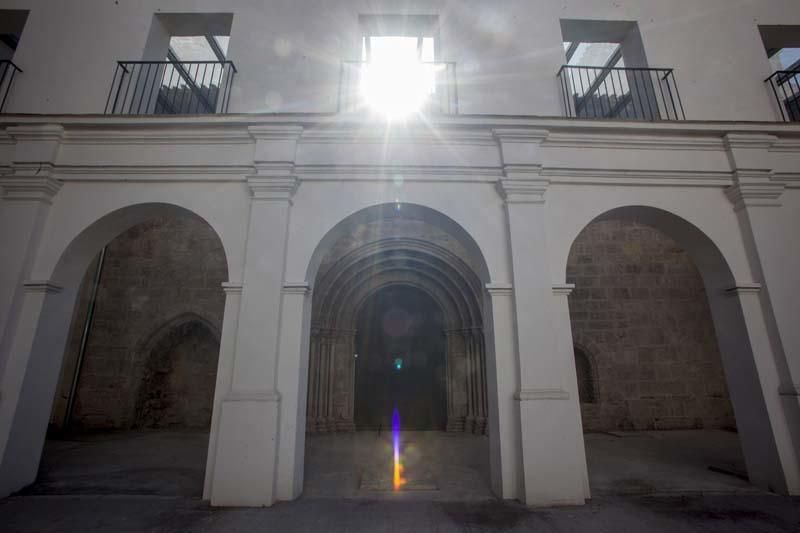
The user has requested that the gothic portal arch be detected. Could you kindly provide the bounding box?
[305,203,490,435]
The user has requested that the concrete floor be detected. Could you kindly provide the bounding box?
[304,431,493,500]
[28,429,754,499]
[5,429,797,532]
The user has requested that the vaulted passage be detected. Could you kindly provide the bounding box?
[303,205,492,498]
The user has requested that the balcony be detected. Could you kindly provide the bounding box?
[338,60,459,116]
[0,60,22,112]
[765,70,800,122]
[558,65,685,121]
[104,60,237,115]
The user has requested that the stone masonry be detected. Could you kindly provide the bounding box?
[49,215,227,431]
[49,216,734,434]
[567,220,736,432]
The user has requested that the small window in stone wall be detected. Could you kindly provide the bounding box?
[574,347,595,404]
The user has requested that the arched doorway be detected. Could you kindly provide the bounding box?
[565,206,793,496]
[0,204,230,498]
[302,203,493,499]
[354,285,447,431]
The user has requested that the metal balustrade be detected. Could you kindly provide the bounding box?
[338,60,459,114]
[0,60,22,112]
[765,70,800,122]
[558,65,685,121]
[105,60,237,115]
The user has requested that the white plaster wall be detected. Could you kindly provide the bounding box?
[1,0,800,119]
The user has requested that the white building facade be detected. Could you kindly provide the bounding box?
[0,0,799,507]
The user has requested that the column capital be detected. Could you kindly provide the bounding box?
[22,279,63,294]
[486,282,513,296]
[224,389,281,402]
[1,174,62,203]
[497,175,549,204]
[515,388,570,401]
[282,281,311,295]
[552,283,575,296]
[221,281,243,294]
[246,175,299,201]
[726,282,762,295]
[726,178,784,210]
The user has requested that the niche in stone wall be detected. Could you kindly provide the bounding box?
[133,317,220,429]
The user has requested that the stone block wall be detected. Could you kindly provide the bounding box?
[567,220,736,432]
[49,215,227,431]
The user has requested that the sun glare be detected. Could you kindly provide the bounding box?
[360,36,436,119]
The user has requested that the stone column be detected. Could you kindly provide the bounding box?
[203,282,243,499]
[208,125,302,507]
[306,329,322,433]
[724,133,800,494]
[445,329,466,432]
[484,283,523,500]
[337,330,357,432]
[494,128,587,506]
[473,327,488,434]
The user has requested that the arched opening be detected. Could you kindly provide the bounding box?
[566,208,783,496]
[354,285,447,431]
[11,207,228,498]
[302,203,493,499]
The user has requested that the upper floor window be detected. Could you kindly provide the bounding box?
[760,26,800,121]
[558,19,684,121]
[351,15,453,119]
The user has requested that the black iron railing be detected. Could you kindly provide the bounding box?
[338,60,459,114]
[105,60,237,115]
[0,60,22,112]
[558,65,685,121]
[765,70,800,122]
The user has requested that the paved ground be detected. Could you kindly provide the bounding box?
[7,429,789,532]
[1,493,799,532]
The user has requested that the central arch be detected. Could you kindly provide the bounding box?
[301,203,495,497]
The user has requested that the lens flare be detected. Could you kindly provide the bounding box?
[392,407,406,491]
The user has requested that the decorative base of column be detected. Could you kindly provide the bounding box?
[446,416,466,432]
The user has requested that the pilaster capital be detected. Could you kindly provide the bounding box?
[1,174,62,203]
[725,282,761,295]
[778,383,800,397]
[485,282,513,296]
[221,281,243,294]
[497,174,549,204]
[552,283,576,296]
[246,175,299,201]
[248,125,304,142]
[723,133,779,151]
[725,180,784,210]
[282,281,311,295]
[493,128,548,167]
[515,388,570,401]
[224,389,281,403]
[23,279,63,294]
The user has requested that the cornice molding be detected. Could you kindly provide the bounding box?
[5,124,65,142]
[53,164,253,181]
[248,124,304,141]
[485,282,513,295]
[295,164,502,182]
[492,128,549,143]
[544,132,725,151]
[300,127,497,146]
[23,280,63,294]
[221,281,243,294]
[723,133,779,151]
[515,388,570,401]
[725,282,762,294]
[1,175,62,203]
[542,167,733,187]
[283,281,311,295]
[552,283,576,296]
[61,128,253,145]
